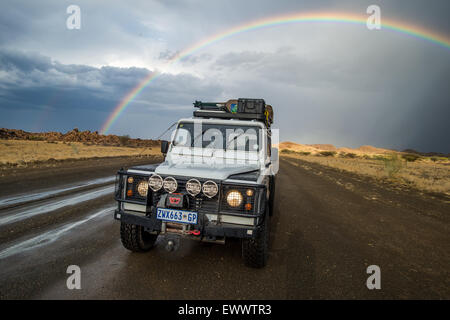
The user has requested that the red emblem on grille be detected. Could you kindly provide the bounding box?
[169,197,181,205]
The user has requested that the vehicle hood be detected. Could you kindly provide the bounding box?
[154,161,260,180]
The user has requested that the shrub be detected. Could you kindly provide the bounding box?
[118,135,131,146]
[319,151,336,157]
[28,135,44,141]
[298,151,311,156]
[383,153,403,178]
[401,153,421,162]
[281,149,295,154]
[71,144,79,155]
[342,152,357,158]
[371,155,386,161]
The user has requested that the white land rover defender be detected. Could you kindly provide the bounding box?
[114,98,277,268]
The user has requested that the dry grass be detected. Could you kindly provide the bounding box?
[0,139,159,166]
[278,141,394,156]
[282,152,450,195]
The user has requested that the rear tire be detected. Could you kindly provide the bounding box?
[242,211,270,268]
[120,222,157,252]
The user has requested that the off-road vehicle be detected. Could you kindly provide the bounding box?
[114,98,277,268]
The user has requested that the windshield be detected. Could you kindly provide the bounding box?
[172,122,261,151]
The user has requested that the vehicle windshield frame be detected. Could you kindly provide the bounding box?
[172,121,263,152]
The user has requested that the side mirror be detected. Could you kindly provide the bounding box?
[161,140,170,154]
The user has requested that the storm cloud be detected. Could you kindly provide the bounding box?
[0,0,449,152]
[0,48,223,136]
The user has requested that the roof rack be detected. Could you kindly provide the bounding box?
[193,98,273,126]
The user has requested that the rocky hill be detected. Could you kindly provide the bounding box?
[0,128,159,148]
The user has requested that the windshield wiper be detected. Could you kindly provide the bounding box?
[191,128,208,147]
[210,132,245,157]
[225,132,245,150]
[173,127,207,147]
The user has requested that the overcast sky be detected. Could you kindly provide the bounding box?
[0,0,449,152]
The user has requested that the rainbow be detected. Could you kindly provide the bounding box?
[100,11,450,134]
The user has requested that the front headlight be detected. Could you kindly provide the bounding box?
[186,179,201,196]
[226,190,243,207]
[202,180,218,198]
[163,176,178,193]
[148,174,163,191]
[137,180,148,197]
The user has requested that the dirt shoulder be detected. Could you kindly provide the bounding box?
[277,158,449,299]
[0,154,164,197]
[281,153,450,197]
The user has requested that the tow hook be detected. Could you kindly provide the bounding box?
[166,240,175,252]
[164,235,180,252]
[188,230,201,236]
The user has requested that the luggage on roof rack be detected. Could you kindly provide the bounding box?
[193,98,274,126]
[238,98,265,114]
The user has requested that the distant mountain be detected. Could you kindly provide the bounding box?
[402,149,450,158]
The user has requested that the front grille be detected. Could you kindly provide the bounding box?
[152,176,220,212]
[118,173,262,216]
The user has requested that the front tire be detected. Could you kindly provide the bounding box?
[120,222,157,252]
[242,212,270,268]
[269,175,276,216]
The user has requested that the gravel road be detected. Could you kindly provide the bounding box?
[0,156,448,299]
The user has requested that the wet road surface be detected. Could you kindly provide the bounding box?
[0,157,448,299]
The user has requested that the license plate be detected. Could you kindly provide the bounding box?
[156,208,198,224]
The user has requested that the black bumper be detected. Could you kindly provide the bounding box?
[114,210,261,239]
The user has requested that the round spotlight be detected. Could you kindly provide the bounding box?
[127,176,134,184]
[226,190,243,207]
[202,180,218,198]
[246,189,254,197]
[137,180,148,197]
[186,179,201,196]
[163,176,178,193]
[148,174,163,192]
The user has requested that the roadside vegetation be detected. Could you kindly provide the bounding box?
[0,139,159,168]
[280,149,450,195]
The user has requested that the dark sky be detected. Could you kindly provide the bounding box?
[0,0,449,152]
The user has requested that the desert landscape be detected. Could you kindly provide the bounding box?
[1,128,449,196]
[0,128,160,169]
[278,142,450,195]
[0,128,449,299]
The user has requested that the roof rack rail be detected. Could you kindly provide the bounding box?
[193,101,226,111]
